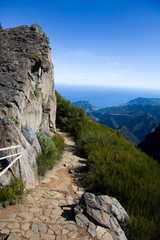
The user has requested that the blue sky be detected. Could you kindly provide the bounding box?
[0,0,160,89]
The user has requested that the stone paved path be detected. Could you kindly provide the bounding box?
[0,131,94,240]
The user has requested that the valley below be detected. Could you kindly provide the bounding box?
[72,97,160,145]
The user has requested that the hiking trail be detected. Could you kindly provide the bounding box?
[0,131,94,240]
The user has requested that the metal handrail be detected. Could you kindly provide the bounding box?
[0,145,22,178]
[0,145,21,152]
[0,152,22,161]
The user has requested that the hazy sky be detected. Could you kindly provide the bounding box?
[0,0,160,89]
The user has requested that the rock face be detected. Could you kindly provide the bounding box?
[75,192,129,240]
[0,24,56,188]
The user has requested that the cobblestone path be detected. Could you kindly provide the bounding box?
[0,131,93,240]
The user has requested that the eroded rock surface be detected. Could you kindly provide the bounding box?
[0,24,56,188]
[75,192,129,240]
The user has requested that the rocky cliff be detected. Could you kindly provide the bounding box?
[0,24,56,188]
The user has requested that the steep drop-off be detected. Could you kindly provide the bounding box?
[138,124,160,163]
[0,24,56,188]
[56,92,160,240]
[74,99,160,144]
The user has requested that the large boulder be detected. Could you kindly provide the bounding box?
[75,192,129,240]
[23,126,41,155]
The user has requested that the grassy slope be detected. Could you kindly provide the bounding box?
[56,91,160,240]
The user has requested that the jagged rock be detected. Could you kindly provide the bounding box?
[75,192,128,240]
[75,213,96,237]
[0,172,12,186]
[23,126,41,155]
[100,195,129,229]
[110,217,127,240]
[0,23,56,131]
[96,226,114,240]
[0,24,56,188]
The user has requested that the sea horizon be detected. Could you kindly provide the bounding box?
[55,84,160,109]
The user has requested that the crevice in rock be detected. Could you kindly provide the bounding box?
[15,89,25,94]
[31,60,41,73]
[0,159,14,176]
[28,72,34,82]
[4,102,12,108]
[11,99,19,109]
[16,80,24,84]
[83,210,106,229]
[0,83,9,88]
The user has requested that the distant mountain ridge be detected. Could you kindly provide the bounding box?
[73,97,160,144]
[72,101,98,112]
[123,97,160,106]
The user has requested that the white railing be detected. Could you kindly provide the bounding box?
[0,145,22,178]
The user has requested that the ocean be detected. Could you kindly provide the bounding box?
[55,84,160,109]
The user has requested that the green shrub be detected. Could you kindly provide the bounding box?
[21,124,25,133]
[27,52,40,61]
[56,91,87,137]
[14,71,18,76]
[36,132,54,156]
[36,132,65,176]
[56,91,160,240]
[6,116,16,124]
[34,84,40,99]
[52,134,65,157]
[0,177,25,207]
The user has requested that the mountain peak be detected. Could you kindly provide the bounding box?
[126,97,160,106]
[72,101,98,112]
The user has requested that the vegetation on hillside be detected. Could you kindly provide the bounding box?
[56,91,86,137]
[56,91,160,240]
[0,177,25,208]
[36,132,65,176]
